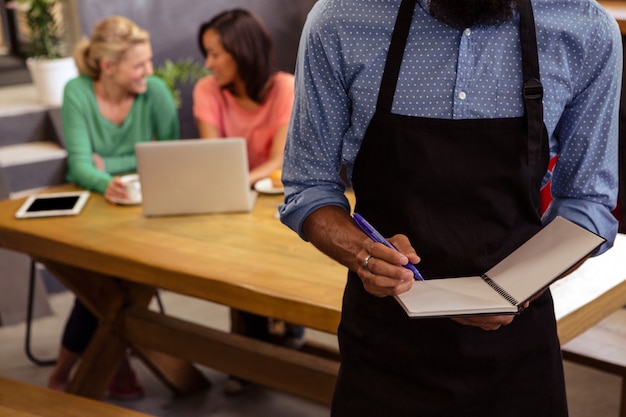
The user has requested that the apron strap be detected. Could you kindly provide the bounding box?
[518,0,545,165]
[377,0,545,166]
[376,0,417,114]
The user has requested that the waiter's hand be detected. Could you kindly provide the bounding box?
[450,301,530,331]
[302,206,419,297]
[357,234,420,297]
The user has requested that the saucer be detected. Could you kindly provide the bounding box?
[112,195,142,205]
[254,177,284,195]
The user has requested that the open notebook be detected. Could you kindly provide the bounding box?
[395,216,605,318]
[135,138,257,217]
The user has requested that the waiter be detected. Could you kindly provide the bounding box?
[280,0,621,415]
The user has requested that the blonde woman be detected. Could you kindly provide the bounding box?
[48,16,179,398]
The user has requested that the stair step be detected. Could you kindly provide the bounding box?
[0,109,58,146]
[0,84,45,117]
[0,141,66,166]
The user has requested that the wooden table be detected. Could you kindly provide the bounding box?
[0,185,345,404]
[0,185,625,405]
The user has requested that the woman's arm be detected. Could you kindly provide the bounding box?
[248,124,287,185]
[196,119,221,138]
[62,79,113,194]
[193,76,222,140]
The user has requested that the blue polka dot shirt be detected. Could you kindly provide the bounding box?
[280,0,621,253]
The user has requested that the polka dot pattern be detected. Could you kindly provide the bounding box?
[281,0,621,244]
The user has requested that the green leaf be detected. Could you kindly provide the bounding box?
[154,58,210,108]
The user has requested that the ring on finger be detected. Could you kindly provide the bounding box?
[363,254,373,272]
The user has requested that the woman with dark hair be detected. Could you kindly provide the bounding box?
[193,9,302,395]
[193,8,293,186]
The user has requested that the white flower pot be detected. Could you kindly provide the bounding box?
[26,57,78,106]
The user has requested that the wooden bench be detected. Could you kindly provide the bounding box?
[562,311,626,417]
[0,376,154,417]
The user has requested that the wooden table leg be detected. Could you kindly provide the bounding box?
[39,260,210,398]
[133,348,211,396]
[67,323,127,399]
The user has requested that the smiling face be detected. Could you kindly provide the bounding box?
[201,29,240,89]
[102,42,154,94]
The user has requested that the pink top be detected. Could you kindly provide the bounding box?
[193,71,294,170]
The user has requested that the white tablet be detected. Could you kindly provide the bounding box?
[15,191,91,219]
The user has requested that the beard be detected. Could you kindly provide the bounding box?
[429,0,523,29]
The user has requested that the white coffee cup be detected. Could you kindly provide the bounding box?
[125,179,142,203]
[120,174,142,204]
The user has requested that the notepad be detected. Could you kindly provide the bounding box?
[395,216,605,318]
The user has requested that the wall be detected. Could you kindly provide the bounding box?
[75,0,317,138]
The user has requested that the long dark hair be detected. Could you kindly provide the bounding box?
[197,9,275,103]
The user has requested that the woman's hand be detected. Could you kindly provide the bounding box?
[103,177,129,204]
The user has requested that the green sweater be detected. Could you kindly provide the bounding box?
[62,75,180,193]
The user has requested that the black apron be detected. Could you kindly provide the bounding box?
[331,1,568,416]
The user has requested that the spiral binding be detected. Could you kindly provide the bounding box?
[481,274,519,306]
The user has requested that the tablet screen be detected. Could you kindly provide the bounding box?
[15,191,91,219]
[26,195,81,212]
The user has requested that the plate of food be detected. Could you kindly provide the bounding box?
[254,170,284,194]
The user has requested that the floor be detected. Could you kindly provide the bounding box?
[0,289,334,417]
[0,288,623,417]
[0,79,623,417]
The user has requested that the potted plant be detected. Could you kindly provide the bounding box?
[154,58,209,109]
[17,0,77,106]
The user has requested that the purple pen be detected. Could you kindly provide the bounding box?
[353,213,425,281]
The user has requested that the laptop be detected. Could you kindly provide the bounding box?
[135,138,257,216]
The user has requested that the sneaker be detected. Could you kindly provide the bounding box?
[223,376,253,396]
